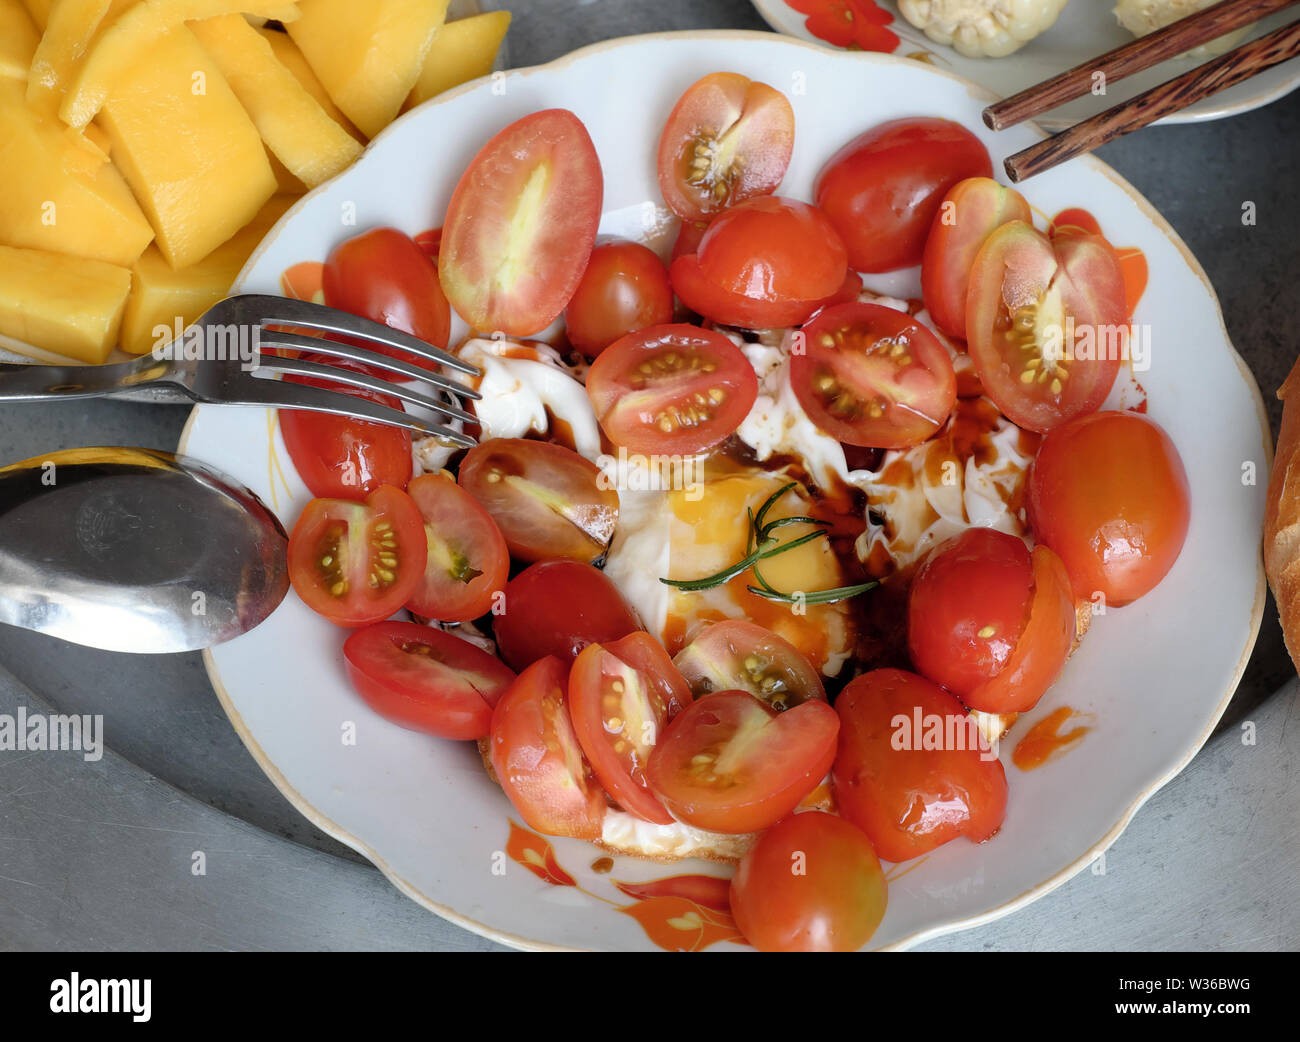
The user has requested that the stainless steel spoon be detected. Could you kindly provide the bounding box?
[0,447,288,654]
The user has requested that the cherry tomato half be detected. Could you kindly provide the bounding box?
[670,196,848,330]
[569,633,692,825]
[493,560,642,671]
[279,365,412,500]
[657,72,795,223]
[287,485,427,627]
[564,240,674,358]
[458,438,619,564]
[730,811,887,952]
[490,656,607,839]
[585,324,758,456]
[907,528,1075,715]
[965,544,1076,715]
[814,117,992,273]
[322,227,452,375]
[966,220,1126,433]
[921,177,1032,340]
[1027,411,1190,606]
[790,301,956,449]
[343,621,516,740]
[833,668,1008,863]
[907,528,1032,697]
[404,472,509,622]
[646,690,839,834]
[439,109,603,336]
[672,620,826,711]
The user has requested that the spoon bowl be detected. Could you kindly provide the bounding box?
[0,447,288,653]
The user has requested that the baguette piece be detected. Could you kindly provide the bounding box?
[1264,354,1300,670]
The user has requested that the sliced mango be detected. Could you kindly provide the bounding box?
[119,193,295,355]
[258,24,363,141]
[26,0,133,116]
[0,78,153,265]
[97,27,276,269]
[59,0,301,129]
[82,116,111,155]
[0,243,131,363]
[191,14,361,188]
[407,11,511,110]
[18,0,52,30]
[0,0,40,80]
[267,149,304,193]
[287,0,448,139]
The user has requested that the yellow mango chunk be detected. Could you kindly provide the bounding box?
[407,11,511,110]
[0,0,40,80]
[287,0,448,139]
[267,149,304,193]
[98,27,276,269]
[19,0,52,30]
[26,0,133,116]
[0,79,153,265]
[59,0,301,129]
[82,116,111,155]
[120,194,295,355]
[258,25,363,141]
[191,14,361,188]
[0,243,131,363]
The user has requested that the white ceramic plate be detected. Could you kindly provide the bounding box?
[181,31,1268,951]
[751,0,1300,128]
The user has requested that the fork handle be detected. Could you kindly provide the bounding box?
[0,357,186,402]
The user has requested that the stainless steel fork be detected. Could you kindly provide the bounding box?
[0,294,482,447]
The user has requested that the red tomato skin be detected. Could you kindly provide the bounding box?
[490,656,607,840]
[343,621,515,740]
[279,370,412,500]
[493,560,642,671]
[1027,411,1190,606]
[907,528,1034,700]
[564,241,674,358]
[920,177,1032,340]
[815,118,992,273]
[321,227,452,372]
[670,195,848,329]
[729,811,888,952]
[833,668,1008,863]
[404,472,510,623]
[439,109,604,336]
[964,544,1076,715]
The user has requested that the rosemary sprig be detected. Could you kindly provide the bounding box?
[659,482,877,604]
[745,581,878,606]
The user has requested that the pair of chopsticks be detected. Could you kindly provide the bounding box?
[983,0,1300,181]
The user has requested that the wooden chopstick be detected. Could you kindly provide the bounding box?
[1002,19,1300,182]
[984,0,1298,130]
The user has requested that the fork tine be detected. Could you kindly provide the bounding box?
[255,329,482,401]
[220,293,480,376]
[256,354,478,425]
[230,376,477,447]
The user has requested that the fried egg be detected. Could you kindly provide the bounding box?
[602,467,856,677]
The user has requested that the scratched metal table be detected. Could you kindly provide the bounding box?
[2,0,1298,952]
